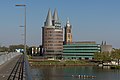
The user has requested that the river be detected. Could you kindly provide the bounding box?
[31,66,120,80]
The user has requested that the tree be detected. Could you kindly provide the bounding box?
[94,52,111,63]
[111,49,120,65]
[9,44,29,52]
[0,46,9,52]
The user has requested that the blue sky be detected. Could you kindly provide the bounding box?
[0,0,120,48]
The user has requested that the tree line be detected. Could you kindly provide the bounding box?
[0,44,29,52]
[94,49,120,64]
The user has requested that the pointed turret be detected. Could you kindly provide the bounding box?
[104,41,106,45]
[53,9,59,21]
[101,41,103,45]
[52,9,61,27]
[45,9,52,26]
[66,17,71,27]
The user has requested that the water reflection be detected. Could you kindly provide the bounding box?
[31,66,120,80]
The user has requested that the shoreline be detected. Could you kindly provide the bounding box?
[29,59,97,67]
[29,59,120,70]
[30,63,96,67]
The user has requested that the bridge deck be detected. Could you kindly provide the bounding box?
[0,54,25,80]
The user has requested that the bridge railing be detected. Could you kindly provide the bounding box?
[24,54,32,80]
[0,52,21,65]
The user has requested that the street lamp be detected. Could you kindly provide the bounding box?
[15,4,26,57]
[16,4,32,80]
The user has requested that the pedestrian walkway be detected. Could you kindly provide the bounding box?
[0,54,22,80]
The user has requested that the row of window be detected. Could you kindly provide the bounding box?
[47,47,63,49]
[44,44,63,46]
[45,34,63,37]
[63,46,99,48]
[46,50,63,52]
[45,37,63,40]
[63,52,99,53]
[63,50,100,53]
[44,41,63,43]
[45,31,63,34]
[63,48,100,50]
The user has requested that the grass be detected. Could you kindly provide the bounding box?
[29,59,94,66]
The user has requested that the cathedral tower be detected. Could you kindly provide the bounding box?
[64,18,72,44]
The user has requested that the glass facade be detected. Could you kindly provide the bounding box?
[63,43,100,60]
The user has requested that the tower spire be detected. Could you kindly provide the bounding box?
[45,9,52,26]
[104,41,106,45]
[101,41,103,45]
[67,17,70,24]
[53,8,59,21]
[66,17,71,27]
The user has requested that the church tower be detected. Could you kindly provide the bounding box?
[64,18,72,44]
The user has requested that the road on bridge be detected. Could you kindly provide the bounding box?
[0,54,23,80]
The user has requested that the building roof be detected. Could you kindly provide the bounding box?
[45,9,52,26]
[53,8,59,21]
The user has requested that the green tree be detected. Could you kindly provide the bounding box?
[94,52,111,63]
[0,46,9,52]
[111,49,120,65]
[94,52,102,61]
[9,44,29,52]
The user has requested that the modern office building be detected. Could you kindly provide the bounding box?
[63,41,101,60]
[42,9,63,59]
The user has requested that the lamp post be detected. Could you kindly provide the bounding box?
[16,4,32,80]
[15,4,26,57]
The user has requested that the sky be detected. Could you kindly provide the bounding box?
[0,0,120,48]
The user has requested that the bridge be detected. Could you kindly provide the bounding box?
[0,52,32,80]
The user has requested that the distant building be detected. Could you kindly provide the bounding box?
[64,18,72,44]
[63,41,101,60]
[101,41,112,53]
[15,49,24,53]
[63,18,100,60]
[40,9,113,60]
[29,47,40,56]
[42,9,63,59]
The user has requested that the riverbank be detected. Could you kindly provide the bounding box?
[110,65,120,69]
[29,59,97,66]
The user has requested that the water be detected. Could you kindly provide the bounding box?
[31,66,120,80]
